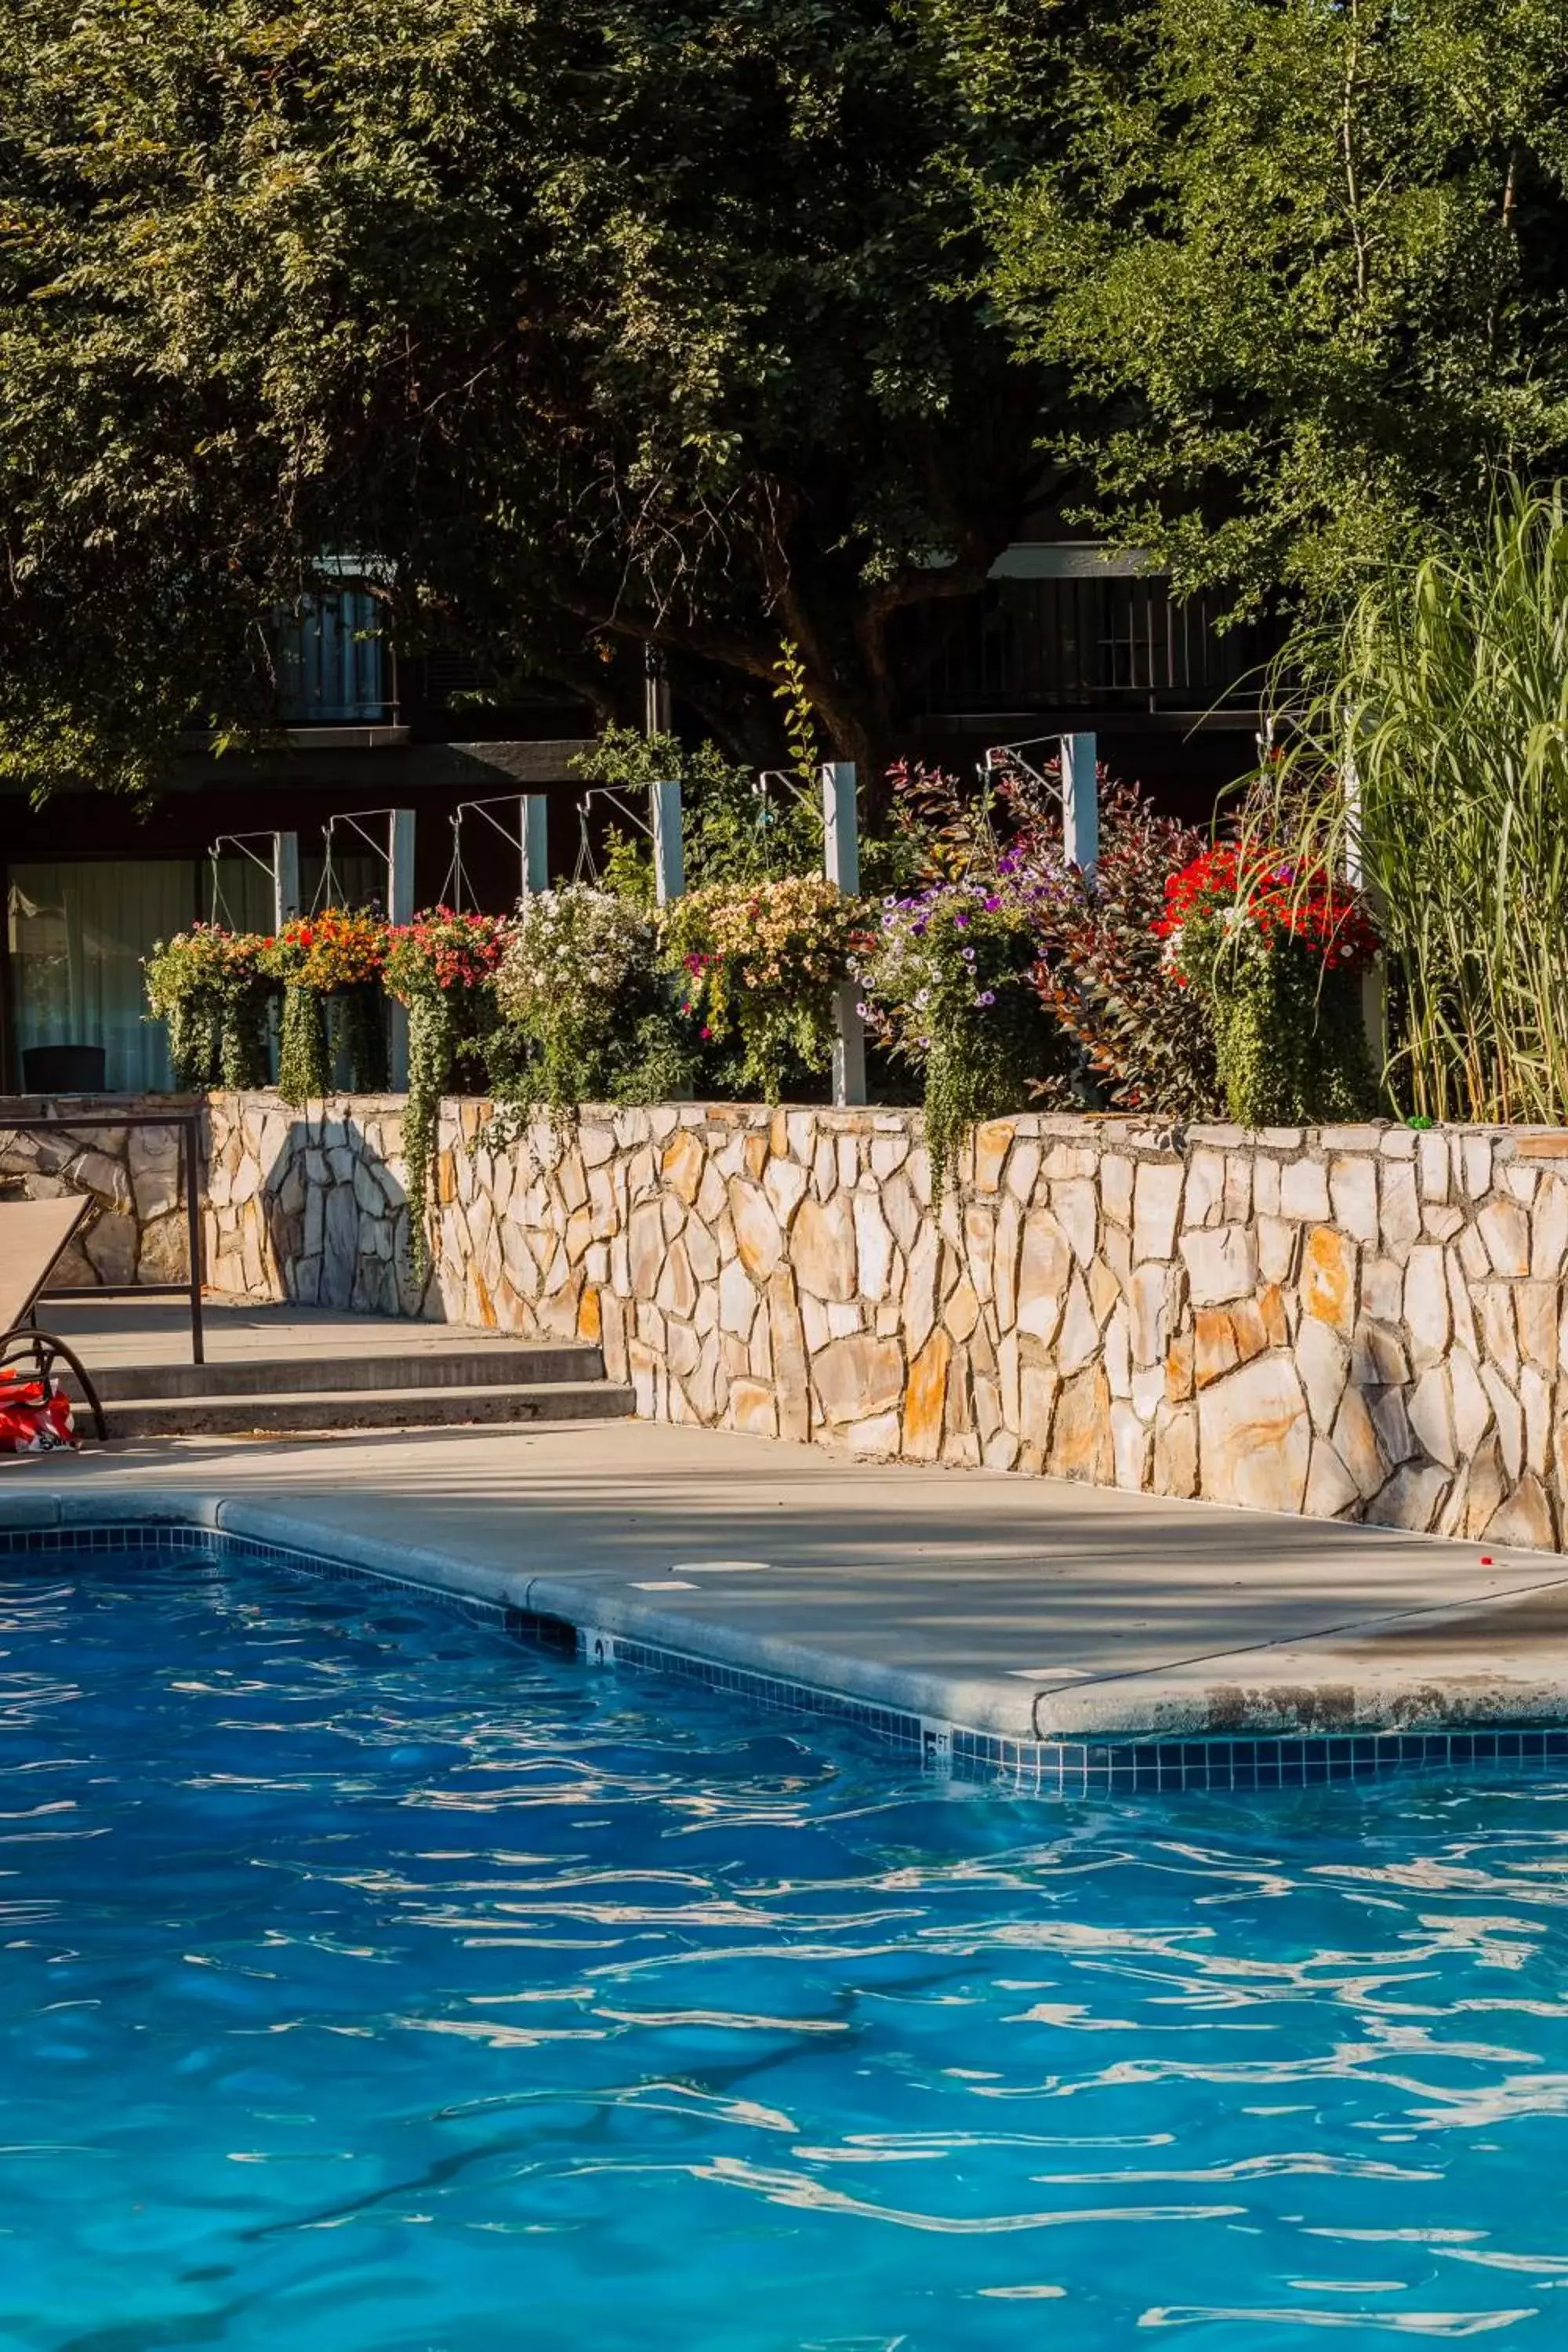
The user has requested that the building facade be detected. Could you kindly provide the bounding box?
[2,553,1268,1093]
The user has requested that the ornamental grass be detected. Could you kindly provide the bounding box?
[1263,477,1568,1124]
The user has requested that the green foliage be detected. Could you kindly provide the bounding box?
[402,996,451,1279]
[982,0,1568,616]
[143,925,272,1090]
[218,987,272,1094]
[575,727,823,890]
[161,998,221,1094]
[275,987,330,1110]
[1174,910,1377,1127]
[772,641,820,790]
[0,0,1033,792]
[383,909,508,1272]
[1265,475,1568,1123]
[1216,943,1377,1130]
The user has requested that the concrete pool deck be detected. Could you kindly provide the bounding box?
[4,1418,1568,1745]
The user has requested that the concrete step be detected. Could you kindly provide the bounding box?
[103,1379,634,1440]
[76,1345,603,1405]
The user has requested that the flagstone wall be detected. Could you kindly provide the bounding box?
[0,1098,193,1283]
[202,1091,1568,1552]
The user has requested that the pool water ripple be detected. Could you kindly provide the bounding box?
[0,1552,1566,2348]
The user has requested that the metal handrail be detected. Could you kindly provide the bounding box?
[0,1109,205,1365]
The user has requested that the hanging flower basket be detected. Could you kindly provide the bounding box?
[1154,847,1381,1124]
[143,924,274,1090]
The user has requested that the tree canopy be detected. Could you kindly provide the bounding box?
[3,0,1568,800]
[982,0,1568,613]
[0,0,1044,793]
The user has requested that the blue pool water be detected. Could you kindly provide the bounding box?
[2,1552,1567,2350]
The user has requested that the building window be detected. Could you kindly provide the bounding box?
[8,861,200,1091]
[274,587,388,724]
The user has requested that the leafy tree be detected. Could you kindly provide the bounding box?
[0,0,1044,796]
[982,0,1568,615]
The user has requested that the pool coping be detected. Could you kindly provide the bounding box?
[6,1485,1568,1795]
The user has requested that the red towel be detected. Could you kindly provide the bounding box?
[0,1371,78,1453]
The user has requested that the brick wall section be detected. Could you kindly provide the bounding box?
[200,1092,1568,1552]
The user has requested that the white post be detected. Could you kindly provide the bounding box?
[822,759,860,894]
[1061,733,1098,871]
[271,832,300,931]
[822,760,865,1105]
[652,779,684,905]
[523,795,550,895]
[387,808,416,1089]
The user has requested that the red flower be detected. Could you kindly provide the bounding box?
[1154,845,1377,974]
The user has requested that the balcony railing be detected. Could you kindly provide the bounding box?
[908,574,1276,716]
[274,587,393,725]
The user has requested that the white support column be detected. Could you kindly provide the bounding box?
[523,795,550,895]
[387,808,416,1089]
[822,760,865,1105]
[271,832,300,931]
[1061,733,1098,872]
[651,780,684,905]
[822,760,860,895]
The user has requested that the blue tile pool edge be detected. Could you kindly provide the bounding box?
[3,1495,1568,1795]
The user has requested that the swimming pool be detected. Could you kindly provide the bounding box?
[2,1543,1566,2349]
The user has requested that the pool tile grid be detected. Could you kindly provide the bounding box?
[951,1724,1568,1794]
[5,1520,1568,1795]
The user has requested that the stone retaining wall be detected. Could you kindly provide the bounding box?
[0,1097,194,1285]
[205,1091,1568,1553]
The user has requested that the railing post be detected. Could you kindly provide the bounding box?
[523,795,550,895]
[1061,733,1098,871]
[271,833,300,930]
[652,780,684,905]
[822,760,865,1106]
[388,808,416,1089]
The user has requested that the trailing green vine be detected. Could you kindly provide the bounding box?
[144,924,271,1090]
[384,909,509,1278]
[276,984,328,1105]
[216,956,274,1089]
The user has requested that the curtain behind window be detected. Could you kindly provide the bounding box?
[8,860,198,1091]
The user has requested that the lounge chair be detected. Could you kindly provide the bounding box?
[0,1197,108,1439]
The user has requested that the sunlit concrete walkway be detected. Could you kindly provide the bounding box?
[5,1417,1568,1740]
